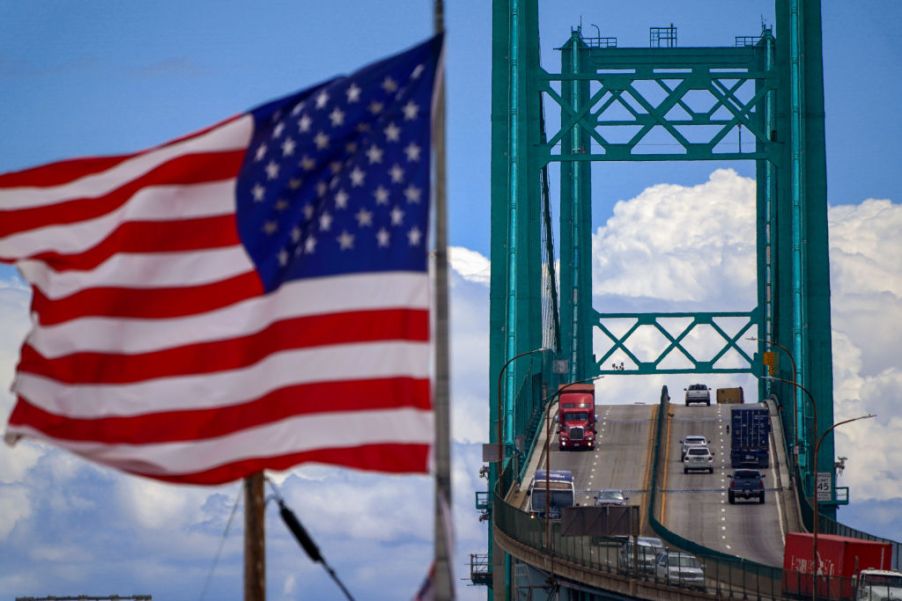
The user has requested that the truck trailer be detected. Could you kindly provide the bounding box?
[730,404,770,468]
[557,384,597,451]
[717,386,745,404]
[783,532,897,600]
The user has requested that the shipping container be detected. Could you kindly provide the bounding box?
[783,532,894,600]
[730,404,770,468]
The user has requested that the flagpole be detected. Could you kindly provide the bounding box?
[244,472,266,601]
[432,1,454,599]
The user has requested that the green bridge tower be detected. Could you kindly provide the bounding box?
[488,0,838,596]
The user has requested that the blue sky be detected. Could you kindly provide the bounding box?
[1,2,900,600]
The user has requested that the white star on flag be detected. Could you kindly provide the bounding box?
[329,107,345,127]
[366,145,384,164]
[384,122,401,142]
[376,228,391,247]
[298,114,312,132]
[319,211,333,231]
[407,226,422,246]
[337,230,355,250]
[346,83,361,103]
[402,101,419,121]
[281,137,296,156]
[404,142,421,162]
[315,90,329,108]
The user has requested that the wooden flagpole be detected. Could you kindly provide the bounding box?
[244,472,266,601]
[432,1,454,598]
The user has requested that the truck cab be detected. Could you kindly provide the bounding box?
[557,384,597,451]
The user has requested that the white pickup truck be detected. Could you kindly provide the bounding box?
[684,384,711,406]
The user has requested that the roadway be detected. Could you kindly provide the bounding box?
[549,403,656,516]
[661,403,786,566]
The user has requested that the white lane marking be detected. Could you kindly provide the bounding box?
[726,544,732,550]
[722,525,727,531]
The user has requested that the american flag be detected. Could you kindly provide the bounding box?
[0,36,442,484]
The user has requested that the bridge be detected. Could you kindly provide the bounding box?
[471,1,901,599]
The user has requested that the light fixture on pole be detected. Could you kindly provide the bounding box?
[748,336,800,461]
[809,414,876,600]
[494,347,551,463]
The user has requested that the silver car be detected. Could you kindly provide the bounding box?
[594,489,628,506]
[655,551,706,590]
[618,537,665,575]
[683,446,715,474]
[680,435,709,461]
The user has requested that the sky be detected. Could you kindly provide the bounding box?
[1,1,901,600]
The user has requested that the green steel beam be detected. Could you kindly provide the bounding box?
[559,32,594,381]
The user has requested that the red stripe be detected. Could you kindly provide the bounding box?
[29,214,240,272]
[0,155,136,188]
[31,270,264,325]
[0,114,242,189]
[19,308,429,384]
[0,150,244,238]
[145,444,431,485]
[8,377,430,444]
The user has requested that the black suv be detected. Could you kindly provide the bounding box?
[728,469,765,504]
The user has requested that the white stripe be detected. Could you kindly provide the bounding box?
[21,245,253,300]
[0,116,253,209]
[15,340,429,417]
[0,181,236,259]
[9,407,434,477]
[27,272,428,357]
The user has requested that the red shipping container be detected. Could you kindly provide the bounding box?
[783,533,893,600]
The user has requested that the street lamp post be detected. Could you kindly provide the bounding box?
[496,347,550,464]
[749,337,800,461]
[810,414,876,599]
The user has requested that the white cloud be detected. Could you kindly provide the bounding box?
[0,486,30,540]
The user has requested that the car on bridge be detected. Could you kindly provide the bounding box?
[680,434,710,461]
[683,446,715,474]
[728,469,765,504]
[684,383,711,406]
[655,550,706,590]
[594,489,628,507]
[617,536,665,575]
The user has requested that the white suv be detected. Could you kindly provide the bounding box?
[680,435,709,461]
[683,446,715,474]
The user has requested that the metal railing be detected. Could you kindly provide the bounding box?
[492,386,900,598]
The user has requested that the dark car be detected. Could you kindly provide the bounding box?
[728,469,765,504]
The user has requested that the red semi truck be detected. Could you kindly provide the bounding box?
[783,532,896,600]
[557,384,597,451]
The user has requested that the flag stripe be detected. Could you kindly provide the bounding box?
[0,116,251,209]
[0,151,245,239]
[0,154,139,188]
[143,444,433,485]
[29,215,241,274]
[20,307,429,384]
[14,340,430,418]
[0,181,237,261]
[8,407,433,482]
[27,272,428,357]
[20,245,253,300]
[31,271,263,325]
[10,377,430,443]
